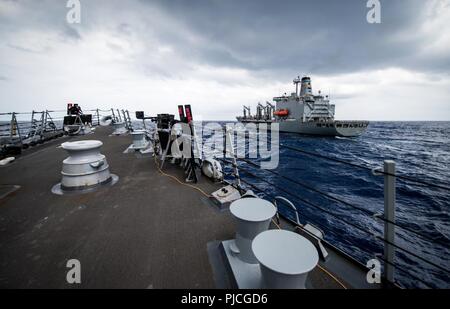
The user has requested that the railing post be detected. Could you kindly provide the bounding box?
[15,113,23,145]
[96,109,100,126]
[10,112,16,138]
[39,111,45,138]
[383,160,396,283]
[126,110,133,131]
[225,126,241,188]
[44,110,48,132]
[117,109,122,122]
[121,110,126,128]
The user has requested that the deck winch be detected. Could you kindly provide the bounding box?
[124,130,153,154]
[52,140,118,195]
[112,121,128,135]
[219,197,320,288]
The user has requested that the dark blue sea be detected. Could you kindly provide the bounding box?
[204,121,450,289]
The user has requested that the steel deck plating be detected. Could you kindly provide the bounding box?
[0,126,344,288]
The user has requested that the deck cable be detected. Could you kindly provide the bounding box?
[280,143,450,191]
[153,155,211,198]
[373,235,449,274]
[232,163,386,236]
[376,255,433,289]
[220,159,450,275]
[235,156,379,216]
[225,169,386,246]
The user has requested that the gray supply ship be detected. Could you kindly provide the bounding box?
[237,76,369,137]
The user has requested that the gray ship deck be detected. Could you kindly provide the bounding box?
[0,126,344,289]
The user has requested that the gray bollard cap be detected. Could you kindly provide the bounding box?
[252,229,319,275]
[230,198,276,222]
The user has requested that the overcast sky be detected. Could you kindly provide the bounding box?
[0,0,449,120]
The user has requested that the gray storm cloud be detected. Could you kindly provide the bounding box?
[144,0,450,76]
[0,0,449,120]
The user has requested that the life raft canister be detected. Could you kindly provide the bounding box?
[274,109,289,117]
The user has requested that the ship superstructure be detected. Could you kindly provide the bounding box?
[237,76,369,137]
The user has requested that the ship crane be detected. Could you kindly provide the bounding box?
[257,102,265,120]
[265,102,275,120]
[243,106,251,119]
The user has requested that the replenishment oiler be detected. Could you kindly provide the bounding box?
[237,76,369,137]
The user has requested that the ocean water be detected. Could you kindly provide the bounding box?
[205,121,450,288]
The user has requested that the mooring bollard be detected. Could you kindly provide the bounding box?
[131,130,148,149]
[229,198,276,264]
[112,121,128,135]
[52,140,118,195]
